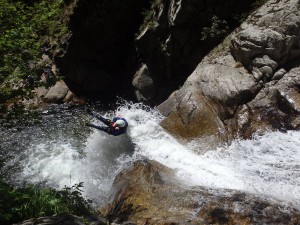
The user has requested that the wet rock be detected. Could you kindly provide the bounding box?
[14,213,85,225]
[252,55,278,70]
[132,64,156,103]
[158,84,227,143]
[103,160,300,225]
[89,218,108,225]
[158,0,300,142]
[158,39,259,142]
[44,80,69,103]
[252,67,263,81]
[63,90,86,105]
[260,65,273,77]
[135,0,260,104]
[228,66,300,138]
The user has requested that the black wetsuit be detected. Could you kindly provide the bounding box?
[87,111,128,136]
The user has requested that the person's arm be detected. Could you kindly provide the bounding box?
[87,109,112,125]
[86,123,112,134]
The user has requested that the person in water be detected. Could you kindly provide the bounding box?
[85,109,128,136]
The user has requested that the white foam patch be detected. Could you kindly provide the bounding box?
[22,142,81,186]
[20,120,134,204]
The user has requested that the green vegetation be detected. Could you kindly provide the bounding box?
[201,16,229,41]
[0,0,69,103]
[0,3,94,223]
[201,0,270,42]
[0,103,41,127]
[0,178,93,225]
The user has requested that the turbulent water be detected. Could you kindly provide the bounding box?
[0,102,300,209]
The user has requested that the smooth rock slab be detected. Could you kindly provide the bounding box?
[103,160,300,225]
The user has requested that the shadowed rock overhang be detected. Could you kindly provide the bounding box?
[57,0,150,102]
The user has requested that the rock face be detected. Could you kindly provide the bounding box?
[104,160,300,225]
[133,0,260,104]
[57,0,259,104]
[231,0,300,79]
[42,80,85,104]
[44,80,69,103]
[158,0,300,143]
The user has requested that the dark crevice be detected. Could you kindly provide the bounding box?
[56,0,151,103]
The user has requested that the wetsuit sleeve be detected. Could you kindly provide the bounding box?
[86,123,111,134]
[90,111,112,126]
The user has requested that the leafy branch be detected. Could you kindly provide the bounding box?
[0,178,93,225]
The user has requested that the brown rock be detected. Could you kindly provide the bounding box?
[158,86,226,143]
[44,80,69,103]
[158,0,300,143]
[13,213,85,225]
[34,86,48,99]
[103,160,300,225]
[63,90,86,105]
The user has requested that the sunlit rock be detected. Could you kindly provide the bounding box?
[231,0,300,69]
[103,160,300,225]
[159,0,300,142]
[44,80,69,103]
[158,85,227,142]
[135,0,261,104]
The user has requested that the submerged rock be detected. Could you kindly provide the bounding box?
[103,160,300,225]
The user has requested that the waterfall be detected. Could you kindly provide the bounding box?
[121,103,300,209]
[1,102,299,209]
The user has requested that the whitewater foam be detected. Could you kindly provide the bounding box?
[118,103,300,209]
[14,102,300,208]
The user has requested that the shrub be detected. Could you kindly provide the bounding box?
[201,15,229,41]
[0,178,92,225]
[0,0,69,103]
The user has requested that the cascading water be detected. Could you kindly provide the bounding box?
[0,102,299,209]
